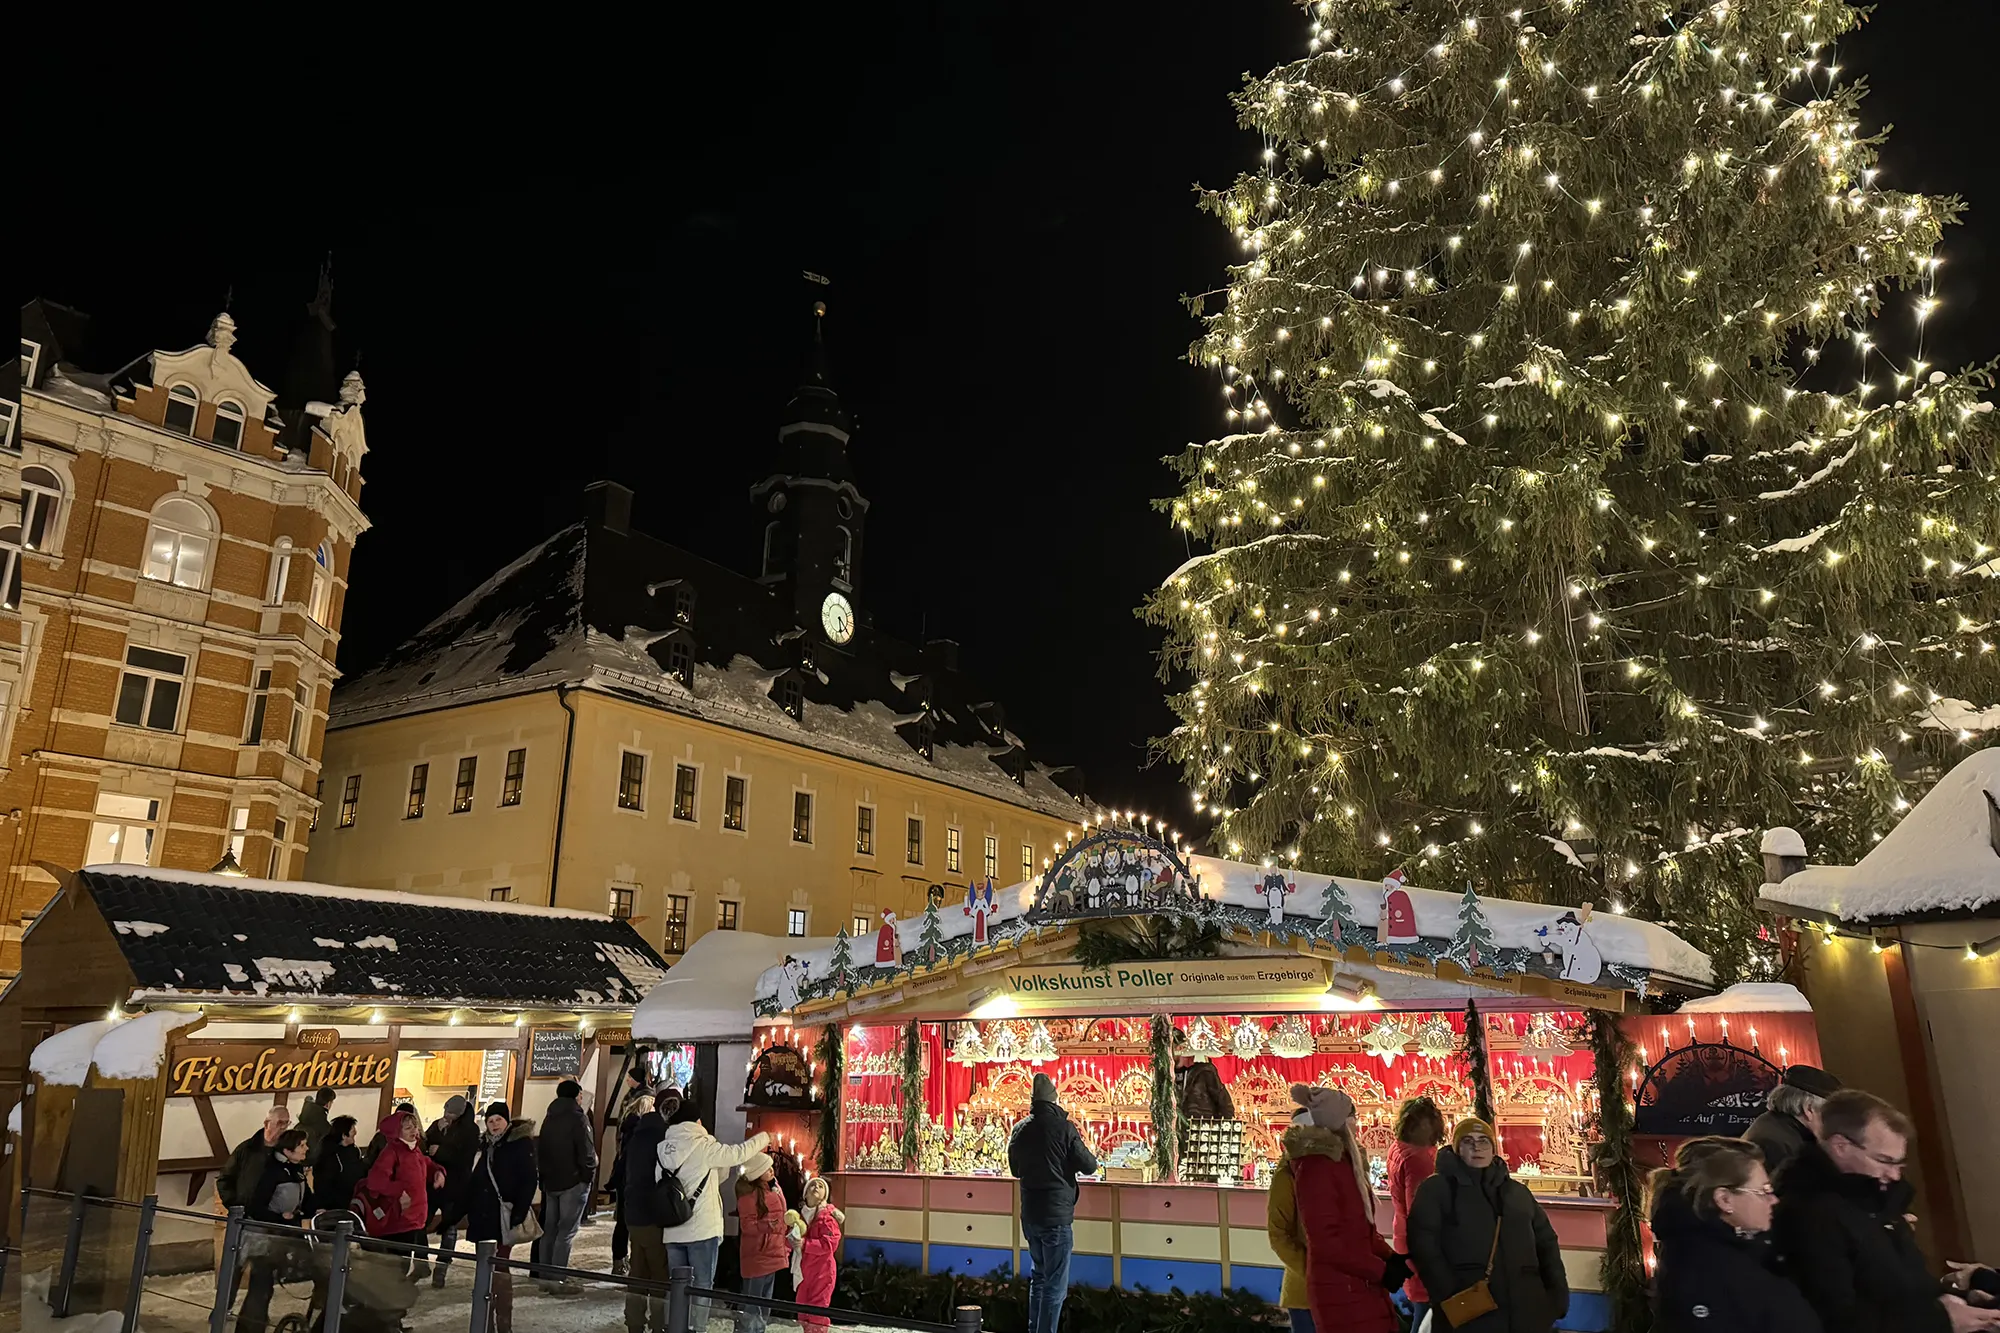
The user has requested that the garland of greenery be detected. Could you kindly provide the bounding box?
[815,1022,843,1175]
[1149,1013,1179,1179]
[899,1018,922,1169]
[1073,917,1223,967]
[1463,1001,1497,1126]
[1589,1011,1651,1333]
[836,1254,1276,1333]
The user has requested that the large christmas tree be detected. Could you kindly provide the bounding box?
[1152,0,1997,980]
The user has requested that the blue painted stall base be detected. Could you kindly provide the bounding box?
[1229,1264,1285,1304]
[925,1244,1015,1278]
[1118,1257,1224,1296]
[1557,1292,1609,1332]
[1019,1249,1115,1289]
[844,1239,923,1271]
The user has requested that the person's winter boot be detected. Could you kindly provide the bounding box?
[611,1258,629,1276]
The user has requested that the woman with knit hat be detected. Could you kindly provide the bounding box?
[1287,1084,1404,1333]
[1407,1117,1568,1333]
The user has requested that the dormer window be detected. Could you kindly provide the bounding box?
[163,384,198,435]
[675,585,696,623]
[667,637,694,687]
[777,674,804,720]
[212,399,245,449]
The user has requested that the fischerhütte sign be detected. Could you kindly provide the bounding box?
[1002,959,1329,1002]
[168,1045,395,1097]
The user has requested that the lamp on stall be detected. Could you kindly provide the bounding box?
[210,849,248,877]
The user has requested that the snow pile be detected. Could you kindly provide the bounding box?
[28,1020,117,1087]
[1676,982,1812,1014]
[1761,828,1807,858]
[1763,748,2000,921]
[635,931,838,1041]
[91,1010,202,1081]
[352,936,398,951]
[8,1101,21,1135]
[253,958,337,990]
[112,921,169,937]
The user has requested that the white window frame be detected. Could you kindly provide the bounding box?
[245,667,272,744]
[490,886,515,902]
[787,907,809,938]
[20,338,41,384]
[87,792,162,867]
[984,835,999,880]
[269,816,289,878]
[791,787,815,846]
[228,806,251,864]
[1,526,21,611]
[664,893,690,952]
[142,496,214,590]
[308,543,334,625]
[114,645,188,732]
[267,537,295,605]
[617,747,650,813]
[671,760,701,824]
[21,466,65,553]
[854,802,876,857]
[288,679,311,753]
[212,399,246,449]
[0,402,17,451]
[851,913,870,938]
[720,770,748,835]
[946,825,962,874]
[163,383,199,435]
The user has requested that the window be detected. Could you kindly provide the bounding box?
[269,818,288,878]
[22,466,62,551]
[268,538,294,605]
[245,669,271,743]
[20,338,41,384]
[2,526,22,610]
[0,403,16,451]
[792,790,813,844]
[163,384,198,434]
[115,646,187,731]
[788,908,808,937]
[674,586,695,621]
[142,497,212,589]
[406,764,428,819]
[666,637,693,686]
[673,764,698,822]
[852,915,870,938]
[310,779,321,833]
[946,827,962,874]
[501,749,525,806]
[212,400,245,449]
[228,807,250,864]
[777,674,804,720]
[308,543,334,625]
[287,680,310,753]
[454,756,477,812]
[834,525,853,584]
[1023,843,1035,885]
[723,775,746,831]
[609,886,636,920]
[761,521,780,577]
[664,895,690,952]
[855,804,875,856]
[906,817,924,866]
[619,751,646,810]
[339,774,360,827]
[86,793,160,866]
[490,886,515,902]
[985,836,999,879]
[717,900,740,931]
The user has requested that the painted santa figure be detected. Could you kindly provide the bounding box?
[1378,869,1421,945]
[875,912,901,965]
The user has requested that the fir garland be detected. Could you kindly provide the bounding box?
[1073,917,1222,967]
[1589,1011,1651,1333]
[899,1018,922,1170]
[1462,1001,1497,1126]
[815,1022,843,1175]
[1148,1013,1179,1179]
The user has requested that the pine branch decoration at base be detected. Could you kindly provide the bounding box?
[900,1018,923,1169]
[816,1022,843,1175]
[1590,1011,1651,1333]
[1149,1013,1179,1180]
[1462,1001,1496,1126]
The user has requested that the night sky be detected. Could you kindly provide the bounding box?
[21,2,1999,825]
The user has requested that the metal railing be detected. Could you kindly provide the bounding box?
[22,1187,982,1333]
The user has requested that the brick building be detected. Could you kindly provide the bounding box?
[1,291,371,975]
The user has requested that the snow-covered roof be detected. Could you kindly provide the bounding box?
[1675,982,1812,1014]
[28,1019,117,1087]
[632,930,839,1042]
[1761,748,2000,923]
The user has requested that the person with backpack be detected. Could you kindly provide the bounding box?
[655,1088,771,1333]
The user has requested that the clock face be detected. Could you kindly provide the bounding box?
[820,592,855,644]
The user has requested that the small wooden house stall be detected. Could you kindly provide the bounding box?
[744,828,1715,1333]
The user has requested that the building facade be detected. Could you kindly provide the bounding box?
[308,308,1092,958]
[0,295,371,974]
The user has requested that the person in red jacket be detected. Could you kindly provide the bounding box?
[1287,1084,1405,1333]
[795,1177,844,1333]
[733,1152,790,1333]
[1388,1095,1444,1324]
[361,1110,434,1247]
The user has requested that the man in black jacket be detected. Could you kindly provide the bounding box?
[218,1106,293,1214]
[1771,1090,1999,1333]
[1745,1064,1839,1183]
[1008,1074,1098,1333]
[621,1099,674,1333]
[425,1096,482,1286]
[535,1079,598,1288]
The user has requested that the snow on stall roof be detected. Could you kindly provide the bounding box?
[91,1010,202,1081]
[6,1102,19,1136]
[1676,982,1812,1014]
[29,1020,117,1087]
[83,864,617,922]
[1763,748,2000,922]
[634,931,839,1042]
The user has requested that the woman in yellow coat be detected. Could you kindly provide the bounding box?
[1267,1108,1316,1333]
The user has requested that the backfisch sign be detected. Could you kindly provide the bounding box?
[168,1044,395,1097]
[1002,959,1329,1002]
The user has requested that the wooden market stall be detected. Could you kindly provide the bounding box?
[742,829,1716,1333]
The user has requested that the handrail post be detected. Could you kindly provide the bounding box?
[955,1304,984,1333]
[121,1195,159,1332]
[209,1206,246,1333]
[467,1240,496,1333]
[323,1221,353,1333]
[53,1192,88,1318]
[666,1264,693,1333]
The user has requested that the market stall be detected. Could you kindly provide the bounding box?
[744,828,1713,1333]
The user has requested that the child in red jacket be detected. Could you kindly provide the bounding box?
[794,1177,844,1333]
[1288,1085,1405,1333]
[1387,1096,1444,1322]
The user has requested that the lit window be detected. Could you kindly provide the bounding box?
[115,646,187,732]
[245,668,272,743]
[501,749,525,806]
[86,793,160,866]
[454,756,477,812]
[2,525,22,610]
[288,680,310,753]
[142,496,213,589]
[609,886,636,920]
[718,900,740,931]
[339,774,360,827]
[1022,843,1034,885]
[268,538,294,605]
[792,791,813,844]
[673,764,698,822]
[22,467,63,552]
[777,674,804,719]
[723,775,746,831]
[490,886,515,902]
[269,817,288,878]
[163,384,198,434]
[308,544,334,625]
[212,400,245,449]
[788,908,808,937]
[406,763,428,819]
[619,751,646,810]
[852,915,870,938]
[907,817,924,866]
[664,894,690,952]
[855,805,874,856]
[228,807,250,864]
[667,637,693,686]
[984,836,999,879]
[946,826,962,873]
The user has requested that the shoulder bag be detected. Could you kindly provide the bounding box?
[485,1144,543,1245]
[1438,1177,1501,1326]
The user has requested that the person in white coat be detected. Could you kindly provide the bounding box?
[658,1094,770,1331]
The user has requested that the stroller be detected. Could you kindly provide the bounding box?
[273,1210,423,1333]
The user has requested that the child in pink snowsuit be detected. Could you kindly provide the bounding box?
[795,1177,844,1333]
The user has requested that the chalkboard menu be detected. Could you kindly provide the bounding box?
[479,1049,510,1104]
[529,1028,584,1079]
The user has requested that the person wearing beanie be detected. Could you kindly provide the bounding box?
[444,1103,537,1333]
[1267,1109,1319,1332]
[422,1093,483,1286]
[1408,1115,1567,1332]
[1745,1064,1840,1183]
[656,1088,771,1332]
[1009,1071,1098,1333]
[1388,1097,1446,1324]
[1285,1084,1401,1333]
[733,1152,789,1333]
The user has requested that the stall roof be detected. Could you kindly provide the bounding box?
[1760,748,2000,924]
[633,930,837,1042]
[68,866,672,1010]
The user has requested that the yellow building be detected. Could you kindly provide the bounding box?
[309,310,1092,957]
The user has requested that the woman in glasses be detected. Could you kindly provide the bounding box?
[1406,1118,1567,1333]
[1649,1137,1820,1333]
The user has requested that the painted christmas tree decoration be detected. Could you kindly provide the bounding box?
[824,932,852,998]
[918,898,946,969]
[1448,883,1496,971]
[1379,869,1420,946]
[1315,874,1355,944]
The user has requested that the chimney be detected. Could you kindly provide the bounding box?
[922,638,960,673]
[585,480,634,535]
[1760,826,1808,884]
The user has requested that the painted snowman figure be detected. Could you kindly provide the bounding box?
[964,880,995,946]
[1378,869,1421,946]
[777,956,809,1012]
[875,912,901,966]
[1547,906,1603,983]
[1262,873,1295,927]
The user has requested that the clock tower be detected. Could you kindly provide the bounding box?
[752,300,869,643]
